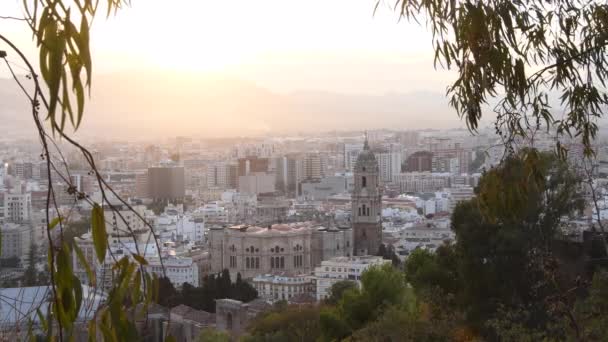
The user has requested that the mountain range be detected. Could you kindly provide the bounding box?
[0,71,462,139]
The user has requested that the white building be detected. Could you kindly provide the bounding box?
[105,204,149,245]
[376,146,402,184]
[393,172,450,193]
[446,186,475,212]
[252,274,314,302]
[343,143,364,171]
[147,256,199,288]
[177,215,205,244]
[0,223,32,261]
[313,255,390,301]
[3,192,31,223]
[200,202,229,224]
[300,175,352,201]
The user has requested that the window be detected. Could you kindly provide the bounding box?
[367,207,370,216]
[256,257,260,269]
[280,257,285,269]
[358,207,361,216]
[271,257,275,268]
[246,257,250,269]
[362,176,367,188]
[362,204,367,216]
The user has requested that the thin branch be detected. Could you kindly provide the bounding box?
[0,15,30,21]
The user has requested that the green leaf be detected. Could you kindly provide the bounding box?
[132,253,148,265]
[36,308,47,332]
[49,216,62,230]
[87,319,97,342]
[73,274,83,317]
[46,23,66,127]
[91,203,108,263]
[79,15,92,87]
[74,242,96,286]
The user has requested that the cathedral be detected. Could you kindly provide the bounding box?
[351,136,383,256]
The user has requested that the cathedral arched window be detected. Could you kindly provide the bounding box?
[271,257,275,268]
[367,207,370,216]
[246,257,250,269]
[362,176,367,188]
[256,257,260,269]
[362,204,367,216]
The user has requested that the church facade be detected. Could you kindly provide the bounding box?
[351,137,383,256]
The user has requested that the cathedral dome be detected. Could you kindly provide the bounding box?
[354,138,377,172]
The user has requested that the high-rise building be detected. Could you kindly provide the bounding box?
[343,143,364,171]
[275,155,301,196]
[397,131,420,147]
[301,153,326,181]
[351,138,383,256]
[147,166,185,201]
[9,162,34,180]
[405,151,433,172]
[207,162,238,190]
[135,172,149,198]
[1,223,32,261]
[238,172,275,195]
[3,192,31,223]
[238,157,269,177]
[376,145,402,184]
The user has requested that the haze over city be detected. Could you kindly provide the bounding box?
[0,0,475,139]
[2,1,608,341]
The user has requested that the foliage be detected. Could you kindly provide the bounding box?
[325,280,357,305]
[156,270,258,313]
[393,0,608,156]
[468,149,486,172]
[348,306,456,342]
[22,242,40,286]
[157,276,181,308]
[197,328,231,342]
[400,151,592,339]
[244,304,322,342]
[376,243,401,267]
[62,218,90,246]
[21,0,130,134]
[320,264,409,340]
[404,246,459,299]
[573,270,608,340]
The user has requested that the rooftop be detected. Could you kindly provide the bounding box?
[226,222,319,235]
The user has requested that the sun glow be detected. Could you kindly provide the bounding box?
[87,0,431,73]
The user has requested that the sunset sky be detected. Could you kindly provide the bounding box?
[2,0,454,94]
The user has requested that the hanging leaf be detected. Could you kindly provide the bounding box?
[132,253,148,265]
[74,242,96,286]
[91,203,108,263]
[48,216,62,230]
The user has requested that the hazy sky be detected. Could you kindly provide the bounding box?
[1,0,454,94]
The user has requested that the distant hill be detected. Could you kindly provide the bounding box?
[0,71,462,139]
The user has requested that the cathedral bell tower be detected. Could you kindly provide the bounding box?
[351,135,383,256]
